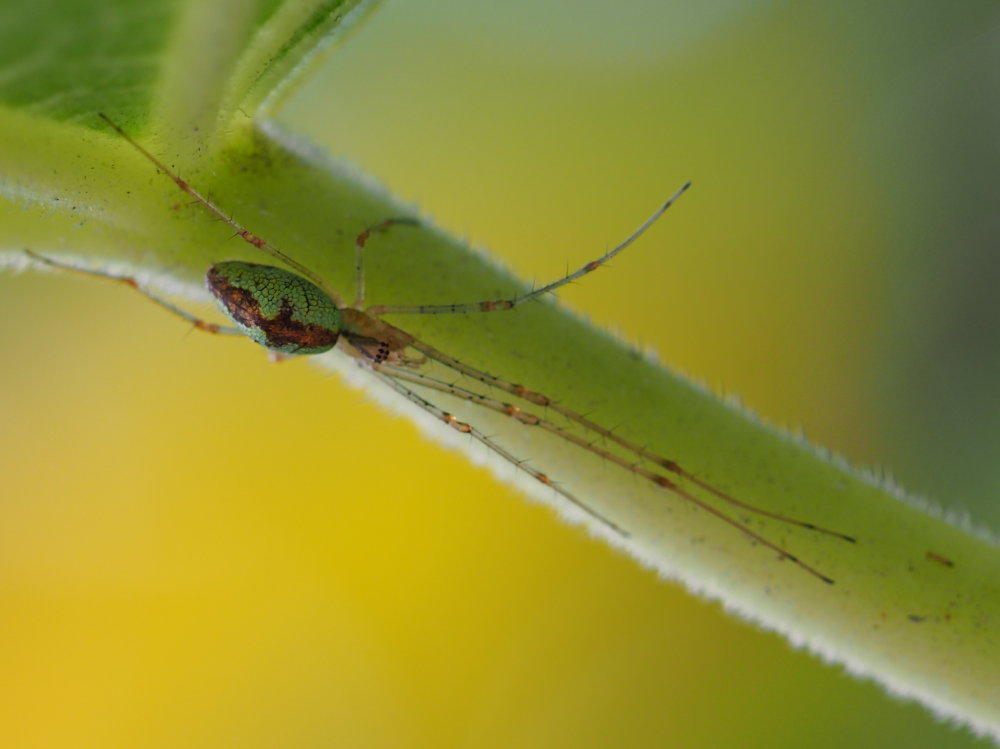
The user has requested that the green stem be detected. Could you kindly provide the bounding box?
[2,110,999,738]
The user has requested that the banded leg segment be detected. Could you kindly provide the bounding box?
[372,368,629,537]
[352,218,420,309]
[381,366,841,584]
[24,250,242,337]
[366,182,691,316]
[97,113,346,307]
[406,339,855,543]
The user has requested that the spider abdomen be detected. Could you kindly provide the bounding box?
[207,261,342,354]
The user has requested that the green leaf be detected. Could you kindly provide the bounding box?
[1,0,998,744]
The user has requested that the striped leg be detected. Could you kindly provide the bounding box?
[24,250,241,337]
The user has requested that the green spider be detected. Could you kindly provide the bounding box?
[25,114,854,584]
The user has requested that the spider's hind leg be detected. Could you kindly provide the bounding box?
[23,250,241,337]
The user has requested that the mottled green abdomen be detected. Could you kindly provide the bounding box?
[207,261,342,354]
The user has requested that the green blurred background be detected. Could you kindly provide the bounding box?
[1,0,998,746]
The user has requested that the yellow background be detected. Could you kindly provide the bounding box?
[1,1,997,747]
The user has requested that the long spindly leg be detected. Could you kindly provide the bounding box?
[97,113,347,308]
[406,339,855,545]
[352,218,420,309]
[24,250,243,337]
[380,365,843,584]
[366,182,691,317]
[370,367,630,538]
